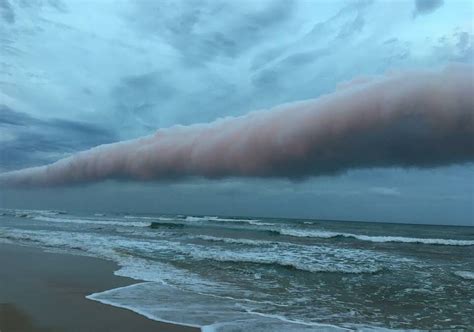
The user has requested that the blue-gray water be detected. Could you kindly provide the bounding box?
[0,209,473,331]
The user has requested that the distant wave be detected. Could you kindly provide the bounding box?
[150,221,185,229]
[453,271,474,280]
[0,208,67,218]
[184,216,273,226]
[124,216,177,221]
[245,220,275,226]
[278,229,474,246]
[194,235,276,246]
[278,229,338,238]
[125,215,276,227]
[33,215,151,228]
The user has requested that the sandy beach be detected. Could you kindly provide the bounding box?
[0,243,199,332]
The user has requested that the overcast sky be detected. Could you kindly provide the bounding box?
[0,0,473,225]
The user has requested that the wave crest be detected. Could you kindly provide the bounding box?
[278,229,474,246]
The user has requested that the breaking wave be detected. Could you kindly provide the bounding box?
[193,235,277,246]
[278,229,474,246]
[32,215,151,228]
[453,271,474,280]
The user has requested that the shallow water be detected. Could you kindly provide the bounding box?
[0,209,473,331]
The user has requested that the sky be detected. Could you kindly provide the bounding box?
[0,0,473,225]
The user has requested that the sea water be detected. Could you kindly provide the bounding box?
[0,209,473,331]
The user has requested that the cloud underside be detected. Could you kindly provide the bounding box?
[0,106,117,170]
[0,64,472,187]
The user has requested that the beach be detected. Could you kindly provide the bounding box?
[0,243,198,332]
[0,211,473,330]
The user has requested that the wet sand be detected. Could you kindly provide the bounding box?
[0,243,199,332]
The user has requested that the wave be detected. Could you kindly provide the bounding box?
[150,221,186,229]
[184,215,269,224]
[279,229,338,238]
[0,208,67,218]
[194,235,276,246]
[125,215,275,229]
[87,283,349,332]
[278,229,474,246]
[189,247,384,274]
[124,215,177,221]
[453,271,474,280]
[33,216,151,228]
[244,220,275,226]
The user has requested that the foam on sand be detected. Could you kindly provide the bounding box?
[87,282,349,332]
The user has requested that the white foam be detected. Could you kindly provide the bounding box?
[453,271,474,280]
[278,229,474,246]
[124,215,177,221]
[194,235,276,246]
[174,234,391,274]
[187,242,387,274]
[279,229,339,238]
[244,220,275,226]
[1,208,67,217]
[185,216,263,224]
[87,282,348,332]
[351,235,474,246]
[32,215,151,227]
[87,283,202,329]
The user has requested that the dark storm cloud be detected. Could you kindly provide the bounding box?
[0,106,117,170]
[413,0,444,16]
[1,65,473,187]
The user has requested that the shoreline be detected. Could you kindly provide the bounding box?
[0,243,199,332]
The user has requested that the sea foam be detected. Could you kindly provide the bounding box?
[88,282,349,332]
[453,271,474,280]
[32,215,151,227]
[278,229,474,246]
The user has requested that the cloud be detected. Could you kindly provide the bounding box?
[0,64,472,187]
[0,0,14,24]
[413,0,444,17]
[111,71,177,133]
[433,31,474,63]
[0,106,117,171]
[127,0,296,66]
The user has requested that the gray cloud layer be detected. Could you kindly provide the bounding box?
[0,106,117,170]
[1,64,473,187]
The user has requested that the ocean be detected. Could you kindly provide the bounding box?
[0,209,473,331]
